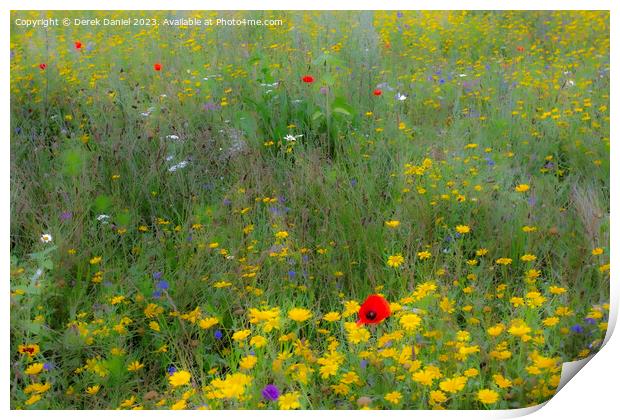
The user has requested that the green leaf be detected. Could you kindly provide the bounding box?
[312,110,324,121]
[93,195,112,213]
[60,148,86,177]
[331,96,354,117]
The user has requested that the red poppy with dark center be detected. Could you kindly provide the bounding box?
[74,41,82,49]
[373,89,382,96]
[39,63,47,70]
[357,294,391,325]
[301,75,314,83]
[154,63,162,71]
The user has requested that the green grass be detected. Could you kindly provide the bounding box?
[10,10,609,409]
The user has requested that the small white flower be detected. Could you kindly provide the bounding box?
[395,92,407,101]
[458,74,468,77]
[97,214,111,224]
[40,233,53,243]
[168,160,189,172]
[284,134,303,142]
[165,134,180,141]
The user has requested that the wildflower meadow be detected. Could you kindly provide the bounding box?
[10,10,610,410]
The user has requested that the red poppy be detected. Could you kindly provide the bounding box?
[357,294,391,326]
[154,63,162,71]
[516,46,525,53]
[74,41,82,49]
[301,75,314,83]
[373,89,382,96]
[39,63,47,70]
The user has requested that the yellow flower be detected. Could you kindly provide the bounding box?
[275,231,289,239]
[25,363,44,375]
[24,382,51,394]
[346,323,370,344]
[89,256,102,265]
[18,344,40,357]
[288,308,312,322]
[25,394,42,405]
[168,370,191,387]
[149,321,161,332]
[455,225,470,234]
[495,257,513,265]
[508,320,532,337]
[127,361,144,372]
[387,254,405,268]
[520,254,536,262]
[232,329,251,342]
[250,335,268,348]
[515,184,530,192]
[323,311,341,322]
[86,385,101,395]
[417,250,432,260]
[475,248,489,256]
[144,303,164,318]
[477,389,500,404]
[592,247,604,255]
[343,300,360,317]
[493,374,512,389]
[385,220,400,228]
[549,285,567,295]
[487,324,505,337]
[239,355,257,370]
[399,313,422,332]
[199,317,219,329]
[439,376,467,394]
[171,399,187,410]
[278,392,301,410]
[384,391,402,404]
[429,390,447,404]
[543,317,560,327]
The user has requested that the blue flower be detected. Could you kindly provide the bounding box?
[156,280,169,290]
[214,330,223,340]
[571,324,584,334]
[262,384,280,401]
[152,271,163,280]
[167,365,177,375]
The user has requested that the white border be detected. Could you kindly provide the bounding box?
[3,2,616,420]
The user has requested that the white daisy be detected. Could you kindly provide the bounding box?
[40,233,53,243]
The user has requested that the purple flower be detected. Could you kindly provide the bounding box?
[585,318,597,325]
[261,384,280,401]
[204,102,221,111]
[223,198,232,206]
[156,280,169,290]
[153,272,163,280]
[288,270,296,279]
[571,324,584,334]
[214,330,223,340]
[43,362,52,371]
[152,290,162,298]
[360,359,369,369]
[60,211,73,221]
[167,365,177,375]
[397,11,403,18]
